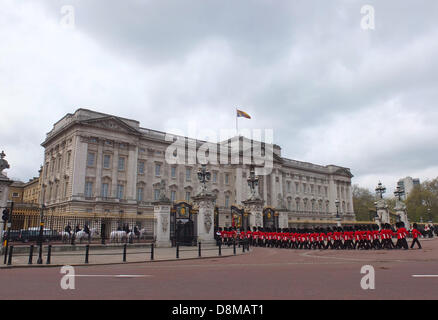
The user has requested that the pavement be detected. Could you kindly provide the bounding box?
[0,238,437,300]
[0,243,246,267]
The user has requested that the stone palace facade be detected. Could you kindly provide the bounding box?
[40,108,355,227]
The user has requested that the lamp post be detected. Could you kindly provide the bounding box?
[37,203,45,264]
[427,208,432,223]
[394,186,404,201]
[375,181,386,199]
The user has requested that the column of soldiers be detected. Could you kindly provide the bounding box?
[216,222,424,250]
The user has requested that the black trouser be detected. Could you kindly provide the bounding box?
[325,240,334,249]
[372,239,381,249]
[319,241,325,249]
[410,238,422,249]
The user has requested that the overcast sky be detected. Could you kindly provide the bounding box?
[1,0,437,194]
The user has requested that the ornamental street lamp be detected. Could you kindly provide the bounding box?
[37,203,45,264]
[247,166,260,200]
[427,208,432,223]
[375,181,386,199]
[394,186,405,201]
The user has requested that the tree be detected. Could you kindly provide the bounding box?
[352,185,375,221]
[405,178,438,223]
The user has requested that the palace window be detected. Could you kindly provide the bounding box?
[155,164,161,177]
[171,190,176,202]
[138,161,145,174]
[116,184,124,199]
[186,168,191,181]
[225,173,229,185]
[101,183,109,198]
[171,166,176,178]
[66,152,71,168]
[225,195,230,208]
[85,182,93,197]
[154,189,160,201]
[87,153,95,167]
[213,172,217,183]
[103,155,111,169]
[118,157,125,171]
[137,187,144,201]
[185,191,191,202]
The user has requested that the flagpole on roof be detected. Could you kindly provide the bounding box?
[236,108,239,136]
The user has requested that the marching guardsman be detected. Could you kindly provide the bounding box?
[258,227,264,247]
[396,222,409,250]
[311,228,318,250]
[318,228,326,250]
[353,226,361,249]
[410,223,422,249]
[298,229,305,249]
[342,227,351,250]
[387,224,396,249]
[292,229,298,249]
[371,225,381,249]
[266,228,273,247]
[246,227,252,247]
[325,227,334,249]
[252,227,258,247]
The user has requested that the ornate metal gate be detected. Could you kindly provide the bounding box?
[170,201,197,246]
[263,207,279,229]
[231,205,249,230]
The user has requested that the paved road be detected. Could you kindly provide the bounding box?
[1,239,437,300]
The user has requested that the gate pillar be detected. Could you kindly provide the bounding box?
[153,201,172,247]
[192,193,216,244]
[242,199,264,229]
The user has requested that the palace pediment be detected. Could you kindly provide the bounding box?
[80,116,141,135]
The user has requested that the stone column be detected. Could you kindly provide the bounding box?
[242,199,264,228]
[192,193,216,244]
[153,199,172,247]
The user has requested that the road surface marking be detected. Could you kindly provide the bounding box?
[73,274,152,278]
[412,275,438,278]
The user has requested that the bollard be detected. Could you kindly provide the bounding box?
[198,242,201,258]
[123,244,127,262]
[46,245,52,265]
[176,243,179,259]
[218,242,222,256]
[28,245,34,265]
[7,246,13,265]
[85,245,89,264]
[150,243,154,261]
[233,240,236,255]
[37,243,43,265]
